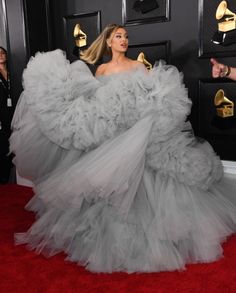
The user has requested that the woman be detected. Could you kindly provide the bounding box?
[11,24,236,273]
[0,46,13,184]
[81,24,145,75]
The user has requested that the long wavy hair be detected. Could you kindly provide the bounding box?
[80,24,124,64]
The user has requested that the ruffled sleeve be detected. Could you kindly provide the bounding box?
[22,50,108,150]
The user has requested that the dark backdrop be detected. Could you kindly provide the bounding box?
[3,0,236,160]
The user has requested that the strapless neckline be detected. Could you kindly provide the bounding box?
[96,66,147,80]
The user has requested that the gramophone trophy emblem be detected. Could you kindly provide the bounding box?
[212,1,236,46]
[73,23,87,57]
[137,52,153,70]
[73,23,87,48]
[214,89,234,118]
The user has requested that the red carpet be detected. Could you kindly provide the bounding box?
[1,184,236,293]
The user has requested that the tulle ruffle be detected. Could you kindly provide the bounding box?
[15,172,236,273]
[11,50,236,273]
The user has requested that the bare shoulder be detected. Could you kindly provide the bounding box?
[130,59,147,71]
[95,63,107,77]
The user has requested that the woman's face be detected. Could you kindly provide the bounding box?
[0,48,7,64]
[108,27,129,53]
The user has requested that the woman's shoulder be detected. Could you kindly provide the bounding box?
[130,59,143,66]
[129,59,147,72]
[95,63,108,77]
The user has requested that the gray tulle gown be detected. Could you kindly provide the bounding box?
[10,49,236,273]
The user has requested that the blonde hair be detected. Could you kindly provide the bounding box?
[80,24,124,64]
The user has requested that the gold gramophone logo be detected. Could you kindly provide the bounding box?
[212,1,236,45]
[214,89,234,118]
[73,23,87,48]
[216,1,236,32]
[137,52,153,70]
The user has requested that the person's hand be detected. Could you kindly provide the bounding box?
[210,58,229,78]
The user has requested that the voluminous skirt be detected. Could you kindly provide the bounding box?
[11,50,236,273]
